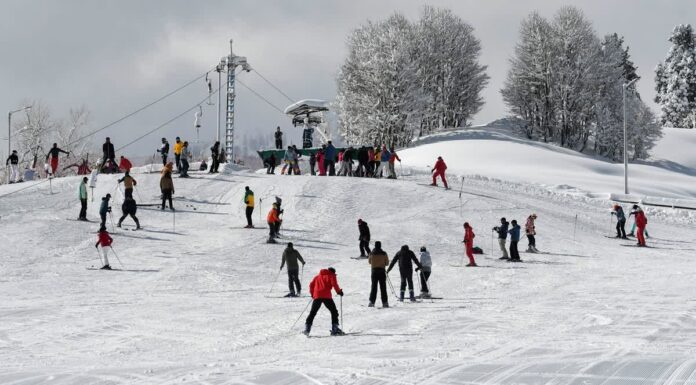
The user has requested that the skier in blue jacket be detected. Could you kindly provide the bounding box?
[325,141,337,176]
[99,194,112,228]
[508,219,521,262]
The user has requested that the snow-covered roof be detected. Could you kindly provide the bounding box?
[284,99,329,115]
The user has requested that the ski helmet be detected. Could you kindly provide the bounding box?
[420,246,426,252]
[328,267,336,274]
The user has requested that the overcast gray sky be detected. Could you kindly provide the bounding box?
[1,0,694,157]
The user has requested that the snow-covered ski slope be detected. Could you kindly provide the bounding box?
[1,131,696,384]
[402,124,696,202]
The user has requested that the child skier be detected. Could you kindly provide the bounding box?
[630,205,648,247]
[357,219,371,258]
[304,267,344,336]
[280,242,305,297]
[117,197,140,229]
[95,225,113,270]
[463,222,477,267]
[419,246,432,298]
[525,214,538,252]
[508,220,522,262]
[612,204,627,238]
[99,194,112,228]
[387,245,423,301]
[244,186,254,228]
[267,203,281,243]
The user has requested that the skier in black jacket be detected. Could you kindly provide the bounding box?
[210,141,220,173]
[357,219,371,258]
[102,137,116,171]
[117,197,140,229]
[387,245,423,302]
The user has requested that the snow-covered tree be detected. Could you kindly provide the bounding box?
[500,12,555,141]
[336,7,488,146]
[502,7,661,160]
[655,24,696,128]
[414,6,488,135]
[336,13,423,148]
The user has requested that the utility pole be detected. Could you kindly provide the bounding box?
[7,106,31,162]
[218,39,251,164]
[622,78,638,195]
[216,64,222,144]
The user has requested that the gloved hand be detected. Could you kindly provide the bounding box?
[107,207,112,213]
[415,267,421,272]
[337,290,344,296]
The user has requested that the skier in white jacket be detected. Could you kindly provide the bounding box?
[418,246,433,298]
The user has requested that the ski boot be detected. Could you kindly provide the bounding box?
[532,246,540,253]
[284,292,297,298]
[382,302,389,308]
[429,183,437,186]
[499,256,509,260]
[399,291,405,302]
[330,324,345,336]
[409,291,417,302]
[421,292,431,299]
[100,265,112,270]
[117,222,122,228]
[267,237,277,244]
[466,262,478,267]
[302,323,311,337]
[368,301,375,307]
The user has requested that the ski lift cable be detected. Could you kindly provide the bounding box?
[0,67,215,176]
[252,69,295,103]
[67,66,216,148]
[236,77,286,116]
[0,87,220,200]
[115,86,221,153]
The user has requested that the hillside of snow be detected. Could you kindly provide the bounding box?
[1,140,696,384]
[400,125,696,203]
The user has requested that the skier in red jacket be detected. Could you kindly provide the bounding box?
[631,205,648,247]
[118,156,133,173]
[95,225,113,270]
[430,156,448,189]
[304,267,344,336]
[463,222,477,267]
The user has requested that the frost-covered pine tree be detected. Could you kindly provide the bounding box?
[655,24,696,128]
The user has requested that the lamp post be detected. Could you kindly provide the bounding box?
[622,78,638,195]
[8,105,32,161]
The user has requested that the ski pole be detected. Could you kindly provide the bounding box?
[109,246,125,269]
[491,230,495,257]
[386,274,399,299]
[173,209,176,232]
[301,264,304,283]
[340,295,343,328]
[108,211,116,232]
[290,298,313,330]
[573,214,578,242]
[269,268,282,294]
[95,246,104,265]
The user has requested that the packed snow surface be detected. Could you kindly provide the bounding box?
[1,128,696,384]
[402,126,696,200]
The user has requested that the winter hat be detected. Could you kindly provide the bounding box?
[420,246,426,252]
[632,204,639,209]
[501,217,506,222]
[12,150,16,154]
[401,245,409,251]
[511,220,517,225]
[464,222,470,228]
[328,267,336,274]
[437,156,442,160]
[357,219,363,224]
[287,242,293,248]
[82,177,88,182]
[374,241,382,249]
[245,186,250,191]
[531,213,537,218]
[105,194,111,199]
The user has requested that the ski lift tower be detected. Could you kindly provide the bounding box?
[218,39,251,163]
